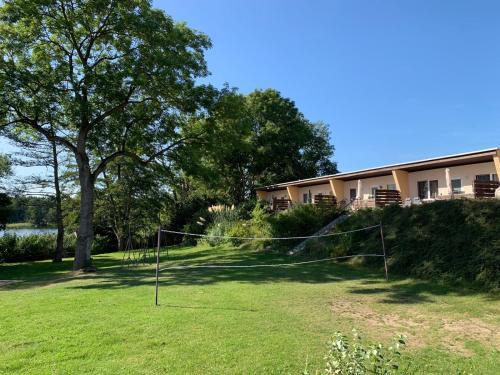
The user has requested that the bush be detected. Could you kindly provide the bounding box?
[15,234,54,260]
[203,205,240,246]
[181,207,210,245]
[332,200,500,290]
[304,330,407,375]
[0,233,114,263]
[199,201,343,251]
[269,204,340,238]
[268,204,342,251]
[0,234,17,262]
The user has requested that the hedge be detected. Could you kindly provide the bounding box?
[0,233,112,263]
[330,200,500,290]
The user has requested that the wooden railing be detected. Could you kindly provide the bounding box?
[474,180,500,199]
[272,197,291,211]
[313,194,337,208]
[375,189,402,207]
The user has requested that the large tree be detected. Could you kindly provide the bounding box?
[247,89,337,186]
[183,88,337,204]
[0,0,212,269]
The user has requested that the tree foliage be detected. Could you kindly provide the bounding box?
[182,88,338,205]
[0,0,214,268]
[0,153,11,180]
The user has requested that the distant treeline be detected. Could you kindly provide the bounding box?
[6,196,56,228]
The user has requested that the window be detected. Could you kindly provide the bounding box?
[349,188,357,201]
[303,193,308,204]
[387,184,396,191]
[475,174,491,182]
[451,178,463,194]
[370,187,378,199]
[477,173,499,182]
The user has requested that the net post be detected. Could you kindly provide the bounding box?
[379,221,389,281]
[155,225,161,306]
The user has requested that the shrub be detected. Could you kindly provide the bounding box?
[198,201,343,250]
[15,234,54,261]
[0,232,114,262]
[303,330,407,375]
[204,205,240,246]
[0,234,17,262]
[268,204,342,251]
[92,235,113,254]
[270,204,340,238]
[181,207,210,245]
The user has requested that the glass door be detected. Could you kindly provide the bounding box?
[349,188,357,201]
[417,181,428,200]
[429,180,438,198]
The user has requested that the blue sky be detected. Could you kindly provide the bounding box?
[2,0,499,178]
[159,0,500,172]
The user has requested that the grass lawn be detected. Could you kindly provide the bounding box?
[0,245,499,374]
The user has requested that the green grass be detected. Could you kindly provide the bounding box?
[0,245,498,374]
[5,222,33,229]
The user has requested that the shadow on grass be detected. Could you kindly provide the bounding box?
[1,246,497,305]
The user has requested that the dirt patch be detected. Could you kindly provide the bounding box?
[442,318,500,351]
[330,299,427,349]
[330,298,499,356]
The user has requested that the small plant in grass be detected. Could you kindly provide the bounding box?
[304,329,408,375]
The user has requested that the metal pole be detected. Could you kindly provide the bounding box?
[155,225,161,306]
[380,221,389,281]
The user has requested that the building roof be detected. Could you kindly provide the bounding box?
[256,147,499,192]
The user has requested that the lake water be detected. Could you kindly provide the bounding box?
[0,228,58,237]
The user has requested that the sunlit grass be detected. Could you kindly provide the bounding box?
[0,245,498,374]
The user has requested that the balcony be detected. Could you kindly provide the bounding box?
[474,179,500,199]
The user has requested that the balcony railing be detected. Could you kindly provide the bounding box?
[375,189,402,207]
[313,194,337,208]
[474,179,500,199]
[272,197,291,212]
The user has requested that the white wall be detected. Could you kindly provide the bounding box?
[408,161,496,197]
[298,184,332,203]
[343,175,395,200]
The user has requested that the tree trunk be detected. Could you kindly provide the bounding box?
[74,153,95,270]
[115,230,125,252]
[51,139,65,263]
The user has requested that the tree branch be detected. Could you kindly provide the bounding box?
[7,104,77,154]
[91,135,202,179]
[90,85,135,127]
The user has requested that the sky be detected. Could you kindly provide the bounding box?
[2,0,500,179]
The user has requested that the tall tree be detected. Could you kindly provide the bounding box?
[183,89,337,204]
[0,0,212,269]
[247,89,337,186]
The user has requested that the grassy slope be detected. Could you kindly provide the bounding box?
[0,245,498,374]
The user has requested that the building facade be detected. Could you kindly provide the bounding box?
[256,148,500,210]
